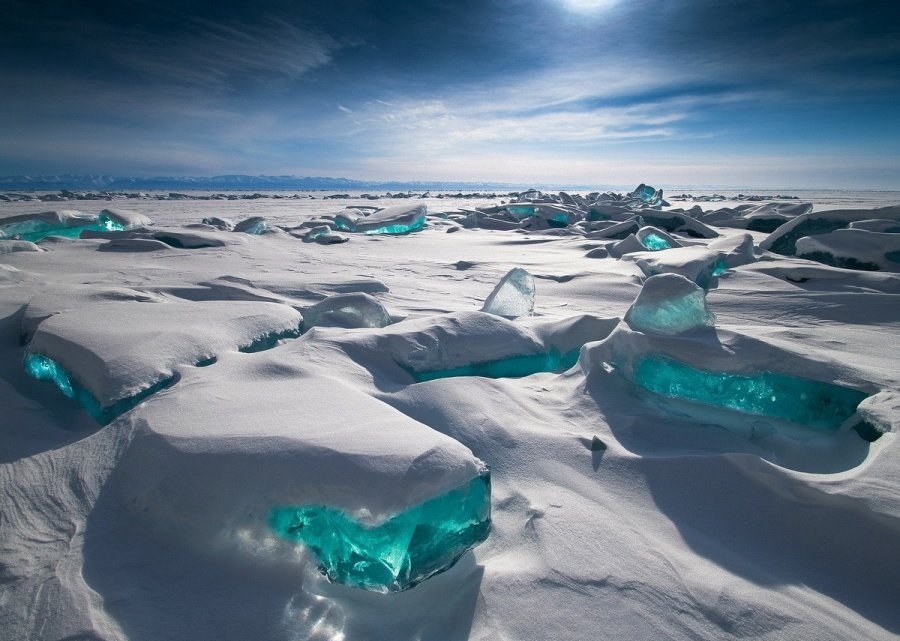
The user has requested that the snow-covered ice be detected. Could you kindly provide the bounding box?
[1,188,899,641]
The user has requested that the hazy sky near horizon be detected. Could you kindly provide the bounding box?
[2,0,899,188]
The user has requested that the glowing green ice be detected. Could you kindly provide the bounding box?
[25,352,75,397]
[24,352,174,425]
[362,217,426,235]
[506,205,536,220]
[640,233,672,251]
[1,213,126,243]
[407,348,580,382]
[633,354,867,430]
[270,470,491,592]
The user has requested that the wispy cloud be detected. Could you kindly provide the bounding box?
[105,17,342,92]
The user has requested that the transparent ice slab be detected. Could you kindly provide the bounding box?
[624,274,715,335]
[633,354,867,430]
[270,469,491,592]
[639,232,672,251]
[481,267,535,318]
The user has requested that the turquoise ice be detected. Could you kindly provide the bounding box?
[407,347,579,382]
[1,212,126,243]
[633,354,867,430]
[270,470,491,592]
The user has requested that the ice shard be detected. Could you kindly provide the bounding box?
[636,227,677,251]
[628,184,664,206]
[624,274,715,335]
[302,293,392,331]
[481,267,535,318]
[633,354,867,431]
[270,469,491,592]
[234,216,267,235]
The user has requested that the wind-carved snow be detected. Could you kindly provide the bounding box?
[270,469,490,592]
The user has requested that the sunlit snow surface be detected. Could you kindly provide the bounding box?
[1,188,900,641]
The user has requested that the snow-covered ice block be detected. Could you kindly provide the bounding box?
[848,219,900,233]
[343,204,428,235]
[25,300,303,423]
[302,292,392,331]
[697,202,812,232]
[760,206,900,256]
[639,211,719,239]
[608,234,649,258]
[270,468,490,591]
[636,226,682,251]
[628,183,664,206]
[624,273,715,335]
[82,227,242,249]
[633,353,867,431]
[20,285,169,344]
[0,239,42,253]
[707,233,756,268]
[200,216,235,230]
[795,228,900,272]
[116,359,490,592]
[584,216,643,240]
[632,246,728,288]
[234,216,267,235]
[0,210,127,242]
[323,311,616,382]
[481,267,535,318]
[581,322,875,440]
[99,208,153,229]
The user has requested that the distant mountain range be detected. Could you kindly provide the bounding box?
[0,174,521,192]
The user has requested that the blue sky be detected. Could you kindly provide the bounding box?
[2,0,899,188]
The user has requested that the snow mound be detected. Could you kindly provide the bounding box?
[760,206,900,257]
[0,209,133,242]
[582,321,876,442]
[25,300,303,422]
[115,355,489,590]
[796,228,900,272]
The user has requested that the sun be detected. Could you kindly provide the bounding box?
[554,0,619,13]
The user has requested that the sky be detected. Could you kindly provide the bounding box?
[1,0,899,188]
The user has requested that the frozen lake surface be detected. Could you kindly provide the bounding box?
[1,186,899,641]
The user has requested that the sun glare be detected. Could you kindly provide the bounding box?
[554,0,619,13]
